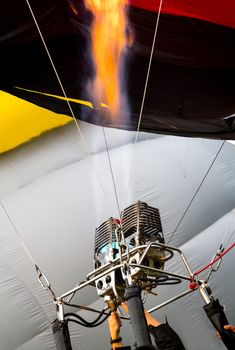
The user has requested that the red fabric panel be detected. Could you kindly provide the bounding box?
[129,0,235,29]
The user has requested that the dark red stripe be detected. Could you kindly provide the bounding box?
[130,0,235,29]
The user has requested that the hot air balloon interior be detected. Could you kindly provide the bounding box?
[0,0,235,349]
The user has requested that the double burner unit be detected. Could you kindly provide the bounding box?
[92,201,175,299]
[51,202,230,349]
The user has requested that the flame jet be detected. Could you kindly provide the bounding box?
[86,0,128,118]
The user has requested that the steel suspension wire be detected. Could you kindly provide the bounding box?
[221,229,235,248]
[0,198,56,300]
[0,200,35,265]
[102,128,121,217]
[168,140,226,244]
[122,0,164,211]
[220,209,235,248]
[0,200,54,323]
[210,212,235,277]
[25,0,111,207]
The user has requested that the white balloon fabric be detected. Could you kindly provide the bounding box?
[0,121,234,349]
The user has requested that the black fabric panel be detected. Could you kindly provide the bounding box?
[1,1,235,139]
[149,324,185,350]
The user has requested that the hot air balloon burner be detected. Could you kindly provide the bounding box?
[55,199,223,349]
[92,201,175,299]
[53,201,197,316]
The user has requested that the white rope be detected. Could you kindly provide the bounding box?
[122,0,164,212]
[25,0,111,206]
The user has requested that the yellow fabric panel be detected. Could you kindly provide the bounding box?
[0,91,72,154]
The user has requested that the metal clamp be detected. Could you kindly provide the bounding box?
[206,246,224,282]
[198,280,213,304]
[35,265,56,301]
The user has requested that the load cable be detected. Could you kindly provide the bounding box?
[1,199,56,300]
[122,0,164,211]
[0,200,55,323]
[25,0,112,207]
[221,210,235,247]
[205,224,235,281]
[0,201,35,265]
[102,127,121,217]
[168,140,226,244]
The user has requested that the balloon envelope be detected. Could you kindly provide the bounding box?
[0,121,235,349]
[1,0,235,140]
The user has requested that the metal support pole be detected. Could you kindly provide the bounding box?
[148,289,195,314]
[57,301,65,322]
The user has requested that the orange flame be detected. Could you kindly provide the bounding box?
[86,0,128,117]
